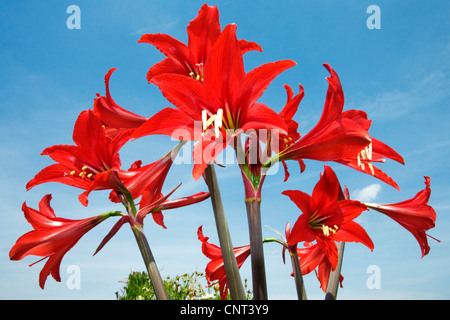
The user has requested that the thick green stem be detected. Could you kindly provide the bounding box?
[131,224,169,300]
[289,250,307,300]
[204,164,246,300]
[325,241,345,300]
[245,198,268,300]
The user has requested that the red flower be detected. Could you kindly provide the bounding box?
[335,109,405,190]
[365,176,438,257]
[133,24,294,179]
[277,64,370,163]
[197,226,251,300]
[138,4,261,82]
[282,165,373,269]
[108,142,210,228]
[275,64,404,189]
[93,68,148,139]
[296,242,342,292]
[9,194,121,289]
[26,109,132,206]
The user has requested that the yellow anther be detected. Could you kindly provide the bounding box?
[322,224,339,237]
[189,71,202,81]
[87,173,93,179]
[70,170,76,176]
[82,166,88,171]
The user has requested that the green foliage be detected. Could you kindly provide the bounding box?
[116,271,252,300]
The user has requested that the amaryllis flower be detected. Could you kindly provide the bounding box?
[93,68,148,139]
[133,24,293,179]
[334,109,405,190]
[9,194,122,289]
[365,176,438,257]
[271,64,404,189]
[26,109,134,206]
[296,242,342,292]
[197,226,251,300]
[107,142,210,228]
[138,4,261,83]
[282,165,373,269]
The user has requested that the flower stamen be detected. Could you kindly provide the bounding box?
[357,140,375,175]
[322,224,339,237]
[202,109,224,138]
[189,63,205,82]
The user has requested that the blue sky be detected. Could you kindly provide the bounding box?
[1,0,449,300]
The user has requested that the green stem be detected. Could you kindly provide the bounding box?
[289,250,307,300]
[131,224,169,300]
[203,164,246,300]
[245,198,268,300]
[325,241,345,300]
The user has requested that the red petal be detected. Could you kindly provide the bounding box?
[236,59,296,116]
[240,103,288,134]
[138,33,192,79]
[132,107,196,140]
[93,68,148,129]
[203,24,245,112]
[186,4,221,64]
[334,220,374,251]
[151,73,209,119]
[145,58,187,82]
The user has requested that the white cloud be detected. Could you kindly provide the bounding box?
[351,184,382,203]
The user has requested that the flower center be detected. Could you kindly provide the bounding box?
[189,63,204,82]
[202,109,223,138]
[69,165,96,181]
[283,136,295,149]
[322,224,339,237]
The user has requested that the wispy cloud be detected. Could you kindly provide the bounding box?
[351,69,450,121]
[129,18,180,37]
[347,42,450,122]
[351,183,382,202]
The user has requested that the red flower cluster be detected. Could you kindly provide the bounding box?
[11,55,211,288]
[11,4,438,298]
